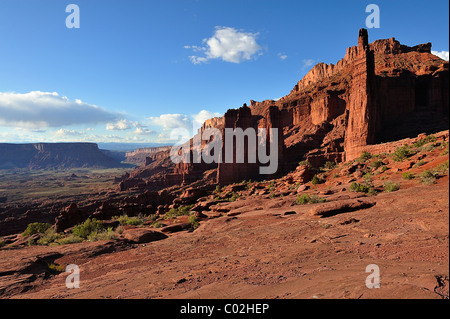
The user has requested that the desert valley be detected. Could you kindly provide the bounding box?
[0,28,448,300]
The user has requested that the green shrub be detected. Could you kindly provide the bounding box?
[298,160,311,167]
[295,193,311,205]
[294,193,326,205]
[436,160,449,175]
[188,215,200,229]
[87,227,117,242]
[380,165,388,173]
[402,172,415,180]
[392,145,412,162]
[383,181,400,192]
[350,182,371,193]
[22,222,52,237]
[324,161,337,170]
[267,181,276,191]
[152,221,164,228]
[164,204,195,220]
[309,195,327,204]
[414,160,426,168]
[369,159,384,170]
[420,169,437,185]
[227,192,240,202]
[114,214,144,226]
[358,151,372,163]
[311,175,324,185]
[72,218,103,239]
[47,263,64,273]
[56,235,84,245]
[412,135,437,148]
[37,228,62,246]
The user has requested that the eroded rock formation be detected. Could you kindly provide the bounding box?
[119,28,449,190]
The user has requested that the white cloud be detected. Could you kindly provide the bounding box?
[0,91,119,128]
[187,26,262,64]
[106,119,132,131]
[302,59,316,70]
[55,128,86,137]
[133,127,154,135]
[192,110,222,127]
[431,50,449,61]
[148,113,192,130]
[148,110,223,143]
[278,53,288,60]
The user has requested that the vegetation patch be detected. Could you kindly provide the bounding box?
[294,193,327,205]
[383,181,401,192]
[392,145,412,162]
[22,222,52,237]
[164,205,195,220]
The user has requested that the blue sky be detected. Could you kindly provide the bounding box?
[0,0,448,145]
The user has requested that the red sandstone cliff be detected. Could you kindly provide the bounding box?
[119,29,449,190]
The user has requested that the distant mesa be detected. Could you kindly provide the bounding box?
[0,142,126,169]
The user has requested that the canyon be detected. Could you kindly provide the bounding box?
[0,28,448,299]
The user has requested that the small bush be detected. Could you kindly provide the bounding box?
[358,151,372,163]
[164,204,195,219]
[412,135,437,148]
[392,145,412,162]
[350,182,371,193]
[267,181,276,192]
[294,193,326,205]
[309,195,327,204]
[311,175,324,185]
[152,221,164,228]
[324,161,337,170]
[57,235,84,245]
[87,227,117,242]
[369,159,384,170]
[22,223,52,237]
[298,160,311,167]
[383,181,400,192]
[420,169,437,185]
[47,263,64,274]
[227,192,240,202]
[188,215,200,229]
[402,172,415,180]
[414,160,426,168]
[114,215,144,226]
[37,228,62,246]
[380,165,388,173]
[72,218,103,239]
[295,193,311,205]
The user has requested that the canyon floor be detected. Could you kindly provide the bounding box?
[0,135,449,299]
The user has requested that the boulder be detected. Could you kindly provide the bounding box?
[122,228,168,244]
[160,223,192,234]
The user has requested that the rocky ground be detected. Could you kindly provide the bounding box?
[0,132,448,299]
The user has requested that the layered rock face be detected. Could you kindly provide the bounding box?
[119,28,449,190]
[0,143,123,169]
[125,146,171,165]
